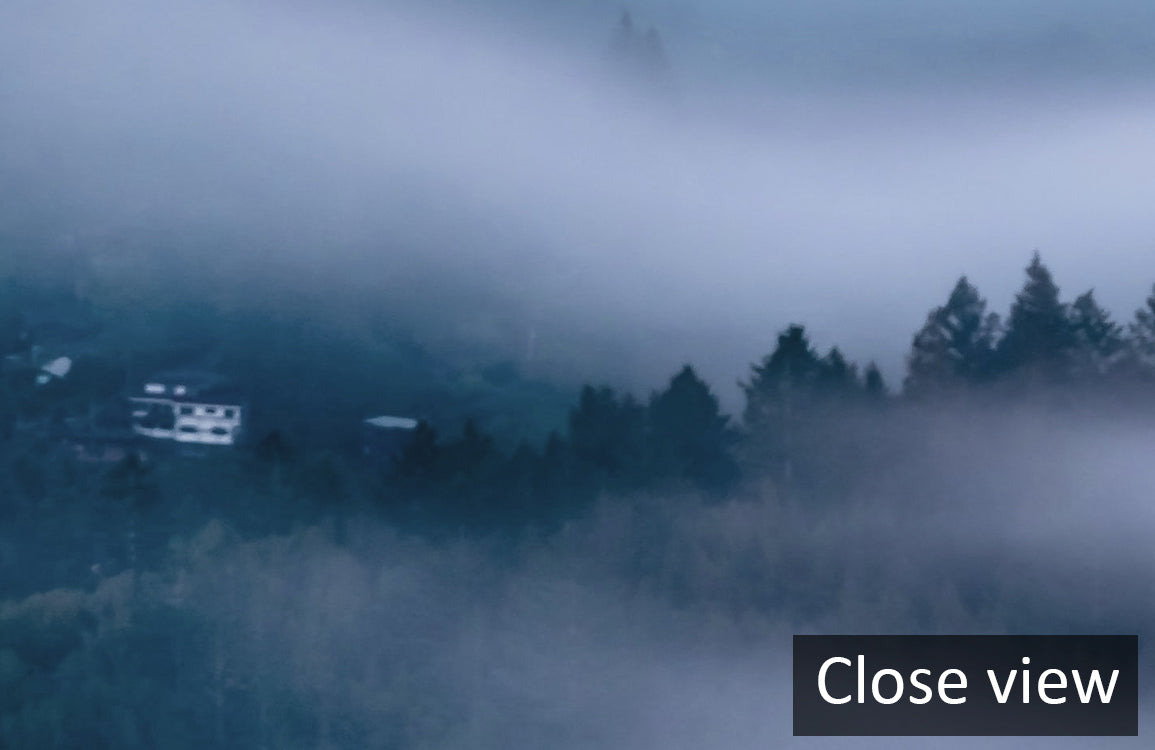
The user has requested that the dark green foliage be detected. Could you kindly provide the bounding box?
[394,421,441,481]
[646,365,737,492]
[298,452,351,509]
[1067,289,1124,379]
[386,418,527,529]
[863,362,887,399]
[742,324,822,436]
[995,253,1075,378]
[742,326,838,479]
[101,454,161,511]
[530,429,589,518]
[1127,284,1155,372]
[567,384,646,483]
[253,429,294,467]
[902,258,1155,394]
[739,325,884,497]
[4,236,1155,542]
[441,418,495,479]
[905,276,999,395]
[816,347,862,399]
[496,440,540,523]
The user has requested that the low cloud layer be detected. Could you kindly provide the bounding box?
[4,0,1155,395]
[159,406,1155,747]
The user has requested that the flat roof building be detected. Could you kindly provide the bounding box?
[129,371,245,447]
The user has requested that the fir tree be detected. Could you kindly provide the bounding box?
[741,324,824,482]
[1067,289,1124,379]
[863,362,887,400]
[742,325,821,434]
[995,253,1074,379]
[394,421,440,480]
[1127,283,1155,372]
[441,418,496,479]
[646,365,737,491]
[904,276,998,395]
[816,347,861,398]
[567,385,645,480]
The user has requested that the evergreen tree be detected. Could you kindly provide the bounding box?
[863,362,887,400]
[252,429,295,489]
[742,324,821,435]
[995,253,1075,379]
[441,418,496,479]
[254,429,294,467]
[394,420,440,480]
[534,429,592,517]
[567,385,645,482]
[904,276,999,395]
[741,325,825,482]
[742,326,882,494]
[816,347,861,398]
[646,365,737,491]
[1067,289,1124,379]
[498,440,539,523]
[1127,283,1155,372]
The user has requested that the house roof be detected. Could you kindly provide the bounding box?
[364,415,419,430]
[135,370,245,404]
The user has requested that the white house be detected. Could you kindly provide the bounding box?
[362,414,419,462]
[129,371,244,446]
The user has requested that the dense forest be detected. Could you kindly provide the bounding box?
[3,239,1155,746]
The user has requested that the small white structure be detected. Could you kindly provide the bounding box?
[35,356,73,386]
[363,414,419,461]
[129,371,244,446]
[364,416,419,430]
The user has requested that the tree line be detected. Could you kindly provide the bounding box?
[377,252,1155,528]
[4,252,1155,580]
[906,252,1155,394]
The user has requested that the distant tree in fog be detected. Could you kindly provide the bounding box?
[995,253,1075,379]
[1126,283,1155,373]
[904,276,999,395]
[815,347,862,399]
[743,325,820,429]
[863,362,887,399]
[646,365,738,491]
[567,384,646,483]
[741,325,826,484]
[741,325,884,496]
[394,420,441,481]
[440,418,496,479]
[606,11,672,94]
[1067,289,1125,379]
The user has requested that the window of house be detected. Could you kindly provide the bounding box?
[224,408,236,419]
[210,427,229,436]
[179,405,194,415]
[179,425,199,434]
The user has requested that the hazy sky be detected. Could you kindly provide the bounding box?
[4,0,1155,400]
